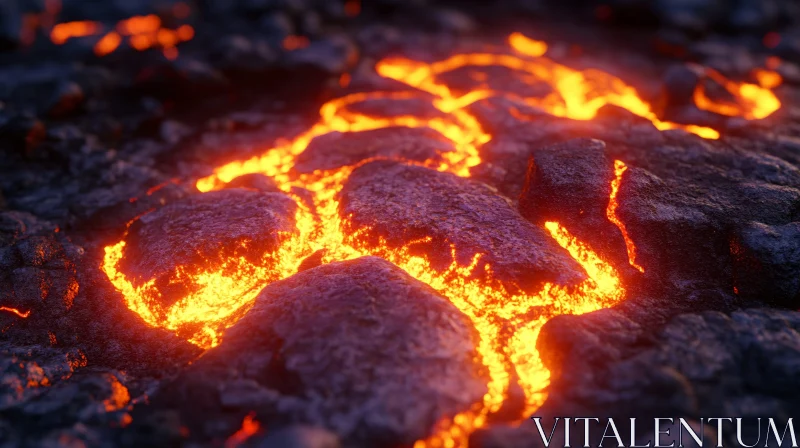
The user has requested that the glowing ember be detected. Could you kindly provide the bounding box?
[282,35,310,51]
[94,31,121,56]
[508,32,547,57]
[345,0,361,17]
[606,160,644,273]
[48,11,193,59]
[0,306,31,318]
[101,32,784,446]
[225,413,261,448]
[103,378,131,412]
[116,14,161,36]
[50,21,100,44]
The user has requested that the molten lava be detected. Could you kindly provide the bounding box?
[225,413,262,448]
[753,68,783,89]
[694,67,781,120]
[50,21,99,44]
[0,306,31,318]
[101,33,783,446]
[607,160,644,273]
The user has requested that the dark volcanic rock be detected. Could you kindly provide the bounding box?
[119,189,297,292]
[519,138,631,270]
[0,343,144,447]
[133,58,229,100]
[0,343,88,412]
[339,160,586,291]
[284,35,358,75]
[210,35,277,76]
[294,127,455,173]
[80,175,191,235]
[533,307,800,441]
[615,137,800,291]
[157,257,486,446]
[0,112,46,156]
[344,96,445,121]
[46,81,85,118]
[0,211,80,346]
[661,63,705,107]
[732,221,800,307]
[472,101,800,294]
[0,1,21,50]
[467,98,610,199]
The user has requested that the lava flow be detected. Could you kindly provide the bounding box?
[0,306,31,318]
[102,33,783,446]
[49,11,194,59]
[694,66,781,120]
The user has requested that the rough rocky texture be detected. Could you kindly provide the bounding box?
[119,189,297,291]
[519,138,632,271]
[0,343,136,447]
[0,343,88,412]
[469,97,800,296]
[538,308,800,443]
[152,257,486,446]
[293,126,455,173]
[339,160,587,291]
[474,307,800,447]
[2,0,800,446]
[732,221,800,308]
[615,135,800,292]
[468,98,618,200]
[0,211,80,346]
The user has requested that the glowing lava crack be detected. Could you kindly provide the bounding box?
[102,33,781,447]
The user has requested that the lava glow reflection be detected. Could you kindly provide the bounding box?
[101,33,782,446]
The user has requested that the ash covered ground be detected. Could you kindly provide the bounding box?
[2,0,800,447]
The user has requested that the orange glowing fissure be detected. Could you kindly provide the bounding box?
[0,306,31,318]
[102,33,781,446]
[607,160,644,273]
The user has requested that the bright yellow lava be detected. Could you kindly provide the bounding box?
[101,33,782,446]
[607,160,644,274]
[694,66,781,120]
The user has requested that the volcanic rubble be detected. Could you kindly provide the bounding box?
[1,0,800,447]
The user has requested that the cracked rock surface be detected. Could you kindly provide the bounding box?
[340,160,587,291]
[147,256,486,447]
[3,0,800,446]
[119,189,297,289]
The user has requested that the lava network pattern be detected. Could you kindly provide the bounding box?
[101,33,781,446]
